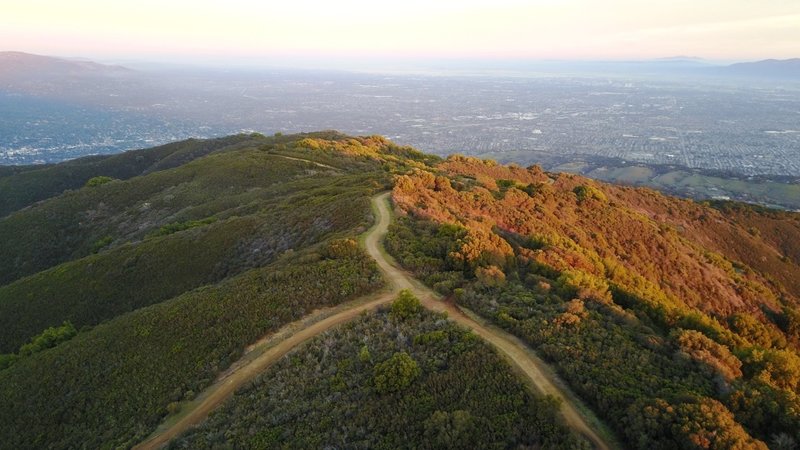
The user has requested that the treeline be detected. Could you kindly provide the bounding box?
[171,292,587,449]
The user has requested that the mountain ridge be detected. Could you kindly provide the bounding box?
[717,58,800,79]
[0,51,133,77]
[1,132,799,449]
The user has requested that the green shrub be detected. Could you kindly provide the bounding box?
[153,217,217,237]
[573,184,608,202]
[84,176,115,187]
[374,351,420,394]
[0,354,18,371]
[390,289,421,320]
[18,321,77,356]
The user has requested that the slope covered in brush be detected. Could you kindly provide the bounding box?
[0,243,382,449]
[0,132,428,448]
[0,134,259,218]
[388,155,800,448]
[0,132,409,352]
[172,297,587,449]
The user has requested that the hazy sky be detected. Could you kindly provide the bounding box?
[2,0,798,64]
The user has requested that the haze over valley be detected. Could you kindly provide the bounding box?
[3,51,799,208]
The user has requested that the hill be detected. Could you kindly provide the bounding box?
[1,133,799,449]
[389,154,800,448]
[0,51,132,82]
[0,132,416,447]
[718,58,800,79]
[0,134,259,218]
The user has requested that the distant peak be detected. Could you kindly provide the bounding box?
[0,51,134,74]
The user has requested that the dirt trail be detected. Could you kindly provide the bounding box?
[133,194,398,450]
[272,154,340,170]
[368,193,614,450]
[135,192,614,450]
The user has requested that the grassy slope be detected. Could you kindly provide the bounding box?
[0,175,378,352]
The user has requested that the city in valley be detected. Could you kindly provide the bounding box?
[1,53,799,207]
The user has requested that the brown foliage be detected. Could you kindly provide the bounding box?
[392,163,799,326]
[673,329,743,382]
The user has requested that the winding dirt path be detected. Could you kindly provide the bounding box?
[271,154,340,170]
[133,195,399,450]
[135,192,615,450]
[368,193,614,450]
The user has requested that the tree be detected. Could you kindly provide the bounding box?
[373,351,420,393]
[391,290,421,320]
[475,265,506,287]
[19,321,78,356]
[85,176,115,187]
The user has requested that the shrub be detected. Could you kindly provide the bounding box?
[85,176,115,187]
[573,184,607,202]
[374,351,420,393]
[390,290,421,320]
[19,321,77,356]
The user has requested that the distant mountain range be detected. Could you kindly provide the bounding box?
[0,51,132,80]
[1,51,798,81]
[718,58,800,79]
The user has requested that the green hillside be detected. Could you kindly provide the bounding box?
[2,132,799,450]
[0,134,259,218]
[0,244,382,449]
[0,133,400,352]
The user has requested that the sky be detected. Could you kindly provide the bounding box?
[2,0,798,65]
